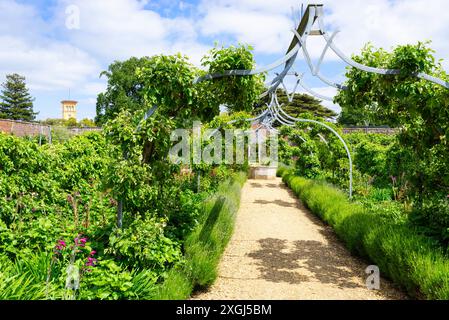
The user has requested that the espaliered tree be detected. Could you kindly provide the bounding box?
[334,41,449,236]
[201,44,265,113]
[0,73,37,121]
[278,113,346,181]
[101,46,264,228]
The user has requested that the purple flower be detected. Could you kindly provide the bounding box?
[85,256,97,267]
[78,238,87,247]
[74,235,88,247]
[54,239,67,254]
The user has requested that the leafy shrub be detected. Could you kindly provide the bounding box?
[153,172,246,299]
[78,259,159,300]
[107,217,182,271]
[410,196,449,245]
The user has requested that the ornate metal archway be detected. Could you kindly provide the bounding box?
[191,3,449,199]
[138,4,448,200]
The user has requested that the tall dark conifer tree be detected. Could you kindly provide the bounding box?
[255,89,337,121]
[0,73,37,121]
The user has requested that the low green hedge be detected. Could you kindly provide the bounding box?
[152,171,247,299]
[281,170,449,300]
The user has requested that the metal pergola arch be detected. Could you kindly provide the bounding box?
[138,3,449,200]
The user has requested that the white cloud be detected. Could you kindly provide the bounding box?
[81,82,107,96]
[54,0,210,65]
[198,0,449,67]
[198,7,293,54]
[320,0,449,68]
[197,0,305,55]
[2,0,449,120]
[0,1,100,92]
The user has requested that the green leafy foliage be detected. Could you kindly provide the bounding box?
[334,41,449,243]
[152,172,247,299]
[335,41,449,197]
[107,217,181,271]
[201,44,265,113]
[95,57,149,126]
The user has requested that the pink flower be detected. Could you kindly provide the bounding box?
[90,251,96,256]
[54,239,67,254]
[74,235,88,247]
[86,256,97,267]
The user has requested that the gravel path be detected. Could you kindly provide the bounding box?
[193,178,406,300]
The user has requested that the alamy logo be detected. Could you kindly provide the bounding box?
[65,5,80,30]
[65,264,80,290]
[365,265,380,290]
[169,121,278,165]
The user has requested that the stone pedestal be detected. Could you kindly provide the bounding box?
[249,166,277,180]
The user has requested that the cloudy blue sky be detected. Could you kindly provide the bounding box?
[1,0,449,120]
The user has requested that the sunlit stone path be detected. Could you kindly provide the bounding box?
[193,178,406,300]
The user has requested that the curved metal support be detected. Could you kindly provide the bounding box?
[318,133,328,145]
[297,118,353,198]
[209,108,271,136]
[193,42,301,84]
[268,94,296,126]
[272,94,353,198]
[292,28,347,90]
[297,74,334,101]
[316,13,449,89]
[279,78,301,103]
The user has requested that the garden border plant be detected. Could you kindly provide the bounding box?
[151,171,247,300]
[278,167,449,300]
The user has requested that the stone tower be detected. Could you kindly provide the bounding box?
[61,100,78,120]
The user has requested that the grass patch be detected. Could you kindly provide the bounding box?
[151,172,247,300]
[281,170,449,300]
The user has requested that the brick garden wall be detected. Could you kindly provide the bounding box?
[342,127,398,135]
[0,119,51,137]
[0,119,101,141]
